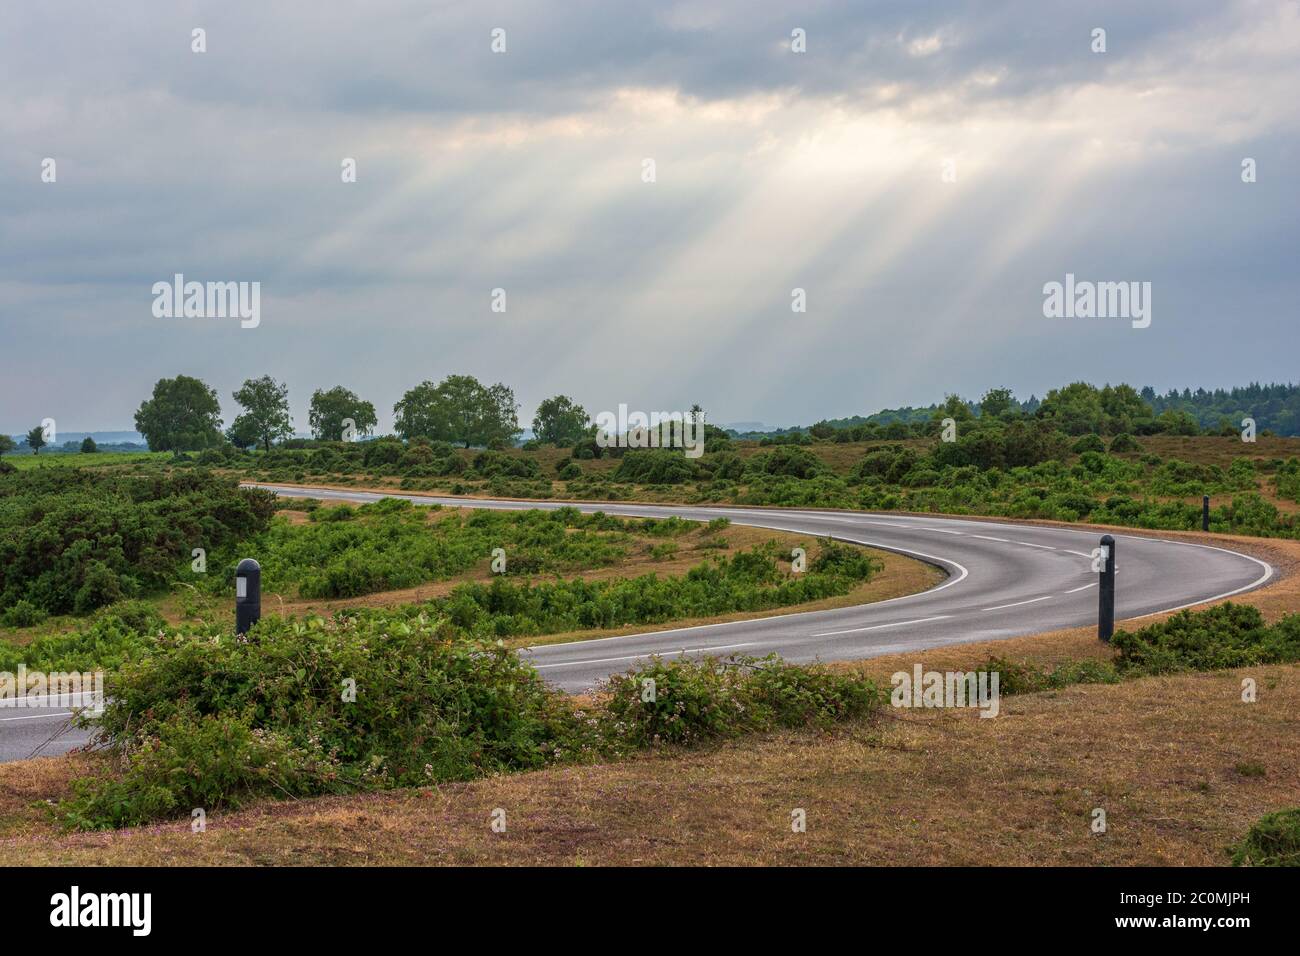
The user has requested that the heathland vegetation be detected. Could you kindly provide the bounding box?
[5,377,1300,625]
[34,598,1297,833]
[3,375,1299,857]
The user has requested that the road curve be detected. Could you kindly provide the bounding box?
[253,485,1273,691]
[1,484,1273,762]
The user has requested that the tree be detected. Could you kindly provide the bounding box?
[309,386,378,441]
[0,434,15,456]
[226,418,260,450]
[80,436,98,453]
[1099,384,1153,435]
[809,420,836,439]
[1036,382,1104,435]
[393,375,520,448]
[134,375,224,452]
[25,426,47,455]
[978,387,1017,420]
[231,376,293,451]
[931,393,975,425]
[531,395,589,446]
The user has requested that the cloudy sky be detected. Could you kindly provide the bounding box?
[2,0,1297,434]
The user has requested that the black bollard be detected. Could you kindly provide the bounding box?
[235,558,261,636]
[1098,534,1116,643]
[1202,495,1210,532]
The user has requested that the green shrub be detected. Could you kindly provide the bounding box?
[394,540,880,639]
[216,501,635,600]
[601,654,881,747]
[54,614,881,830]
[471,451,541,479]
[1071,434,1106,454]
[1231,808,1300,866]
[747,446,826,480]
[1108,433,1140,453]
[0,469,275,615]
[55,708,327,830]
[1112,604,1300,675]
[0,610,162,673]
[613,451,696,485]
[0,599,47,628]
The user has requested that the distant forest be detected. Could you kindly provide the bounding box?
[730,382,1300,438]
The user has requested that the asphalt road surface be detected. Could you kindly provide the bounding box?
[1,484,1273,763]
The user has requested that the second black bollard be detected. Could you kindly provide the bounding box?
[235,558,262,636]
[1098,534,1116,643]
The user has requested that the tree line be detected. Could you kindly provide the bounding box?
[125,373,600,453]
[799,381,1300,439]
[8,377,1297,459]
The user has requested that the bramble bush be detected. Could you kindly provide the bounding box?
[53,612,882,830]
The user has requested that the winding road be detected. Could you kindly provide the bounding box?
[1,484,1274,762]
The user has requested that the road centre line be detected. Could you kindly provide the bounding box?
[813,615,951,638]
[0,712,74,722]
[982,595,1053,611]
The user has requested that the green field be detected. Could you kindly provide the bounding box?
[0,451,169,470]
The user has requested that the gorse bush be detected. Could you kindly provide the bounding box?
[746,445,826,480]
[203,501,646,599]
[0,599,47,628]
[0,469,275,615]
[613,451,697,485]
[602,654,881,747]
[56,614,576,830]
[1111,603,1300,674]
[986,603,1300,696]
[1275,458,1300,503]
[1231,808,1300,866]
[54,612,883,830]
[361,539,880,638]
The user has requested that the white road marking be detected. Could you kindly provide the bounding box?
[813,615,951,638]
[0,712,73,722]
[982,595,1053,611]
[1015,541,1056,550]
[1064,583,1097,594]
[532,642,756,670]
[971,534,1009,543]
